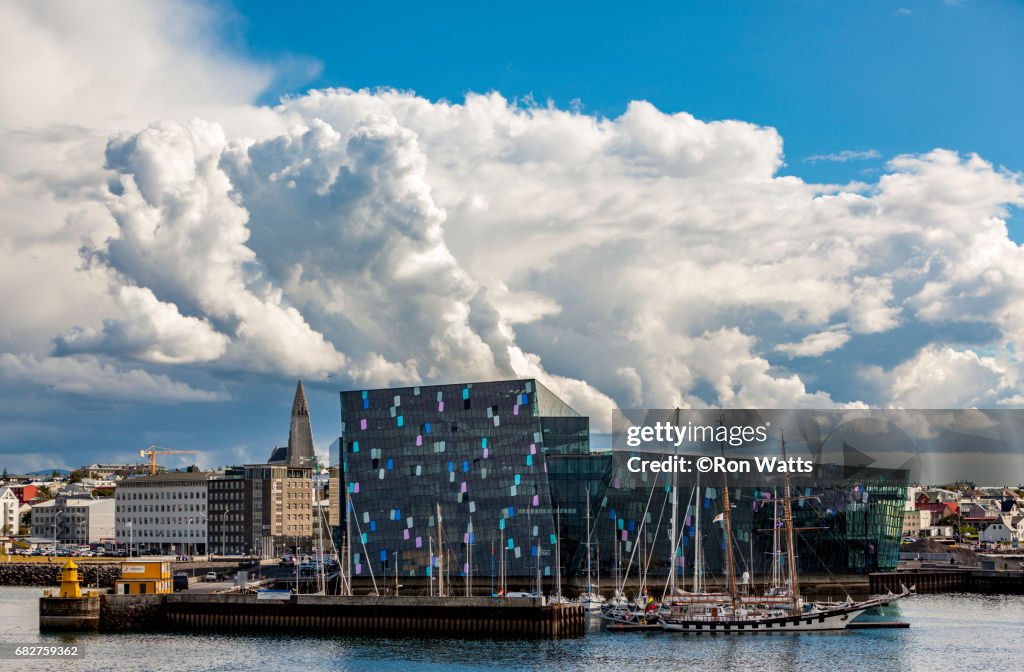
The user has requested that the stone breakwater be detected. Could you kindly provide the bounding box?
[0,560,248,588]
[0,562,120,587]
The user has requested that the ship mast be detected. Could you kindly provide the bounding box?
[465,516,473,597]
[668,408,679,598]
[719,418,739,611]
[780,430,800,610]
[693,471,702,593]
[585,484,593,594]
[344,477,352,596]
[436,502,444,598]
[771,489,780,591]
[555,508,562,598]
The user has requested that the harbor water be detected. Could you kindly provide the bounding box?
[2,588,1022,671]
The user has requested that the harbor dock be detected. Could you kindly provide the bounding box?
[49,593,586,638]
[37,558,585,638]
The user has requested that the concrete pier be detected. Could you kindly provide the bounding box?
[99,594,586,638]
[870,569,1024,595]
[39,595,101,631]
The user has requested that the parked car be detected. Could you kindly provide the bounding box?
[173,574,190,591]
[205,571,218,582]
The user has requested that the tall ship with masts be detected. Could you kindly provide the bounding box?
[660,423,913,633]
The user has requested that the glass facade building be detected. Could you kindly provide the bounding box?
[554,454,907,583]
[340,379,588,585]
[339,380,907,586]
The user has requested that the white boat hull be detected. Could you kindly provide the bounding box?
[661,604,871,633]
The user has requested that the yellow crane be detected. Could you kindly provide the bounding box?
[139,445,200,475]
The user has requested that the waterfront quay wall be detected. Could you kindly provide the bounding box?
[102,594,165,631]
[870,569,1024,595]
[100,594,585,638]
[39,595,102,631]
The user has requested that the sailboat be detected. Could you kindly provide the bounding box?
[549,509,572,604]
[578,484,606,613]
[601,478,665,630]
[661,426,914,633]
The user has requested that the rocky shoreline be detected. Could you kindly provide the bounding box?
[0,560,250,588]
[0,562,121,587]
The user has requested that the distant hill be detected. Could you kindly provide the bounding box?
[26,468,71,476]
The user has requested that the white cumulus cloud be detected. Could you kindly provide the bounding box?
[89,119,348,378]
[3,4,1024,444]
[777,329,851,358]
[866,346,1014,408]
[0,353,226,402]
[55,285,229,364]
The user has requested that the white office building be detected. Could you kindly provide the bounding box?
[30,495,115,545]
[114,471,210,554]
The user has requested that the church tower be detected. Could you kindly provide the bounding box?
[287,380,315,468]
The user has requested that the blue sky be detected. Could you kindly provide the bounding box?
[1,0,1023,481]
[237,0,1023,187]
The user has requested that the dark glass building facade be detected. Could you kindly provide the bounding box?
[340,379,588,585]
[339,380,907,587]
[552,454,907,583]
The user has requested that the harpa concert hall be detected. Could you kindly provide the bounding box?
[333,380,907,588]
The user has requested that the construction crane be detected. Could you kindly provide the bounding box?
[139,445,200,475]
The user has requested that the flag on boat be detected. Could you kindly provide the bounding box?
[712,512,724,524]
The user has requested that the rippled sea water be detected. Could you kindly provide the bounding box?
[2,588,1022,671]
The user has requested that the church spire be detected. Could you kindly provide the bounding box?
[292,379,310,417]
[287,380,314,468]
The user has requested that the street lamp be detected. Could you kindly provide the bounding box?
[53,510,64,553]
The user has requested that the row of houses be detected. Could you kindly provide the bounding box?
[903,484,1024,546]
[1,469,144,541]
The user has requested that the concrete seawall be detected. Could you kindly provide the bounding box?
[101,594,585,638]
[870,570,1024,594]
[102,594,165,631]
[39,595,101,631]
